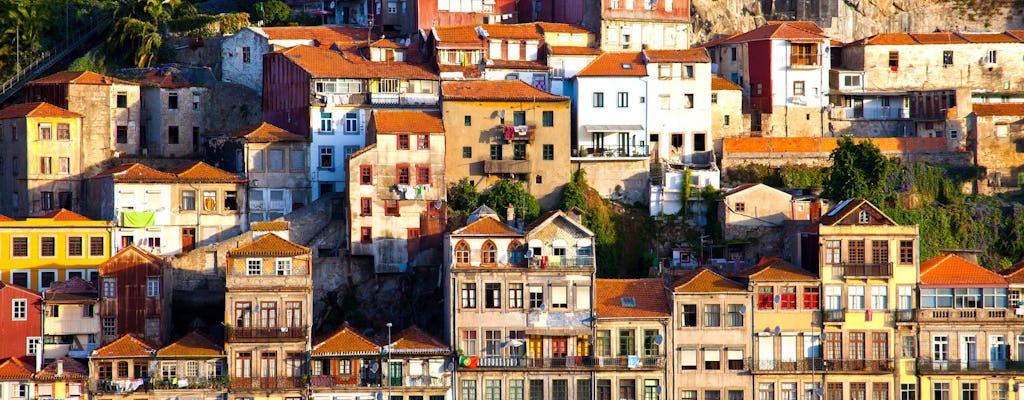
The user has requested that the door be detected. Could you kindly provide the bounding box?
[758,336,775,370]
[989,335,1007,369]
[961,335,977,369]
[181,227,196,252]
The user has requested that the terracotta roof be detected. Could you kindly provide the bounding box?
[780,20,825,34]
[258,26,375,47]
[576,52,646,77]
[43,277,97,302]
[671,268,747,293]
[0,102,83,119]
[850,31,1024,46]
[157,331,224,357]
[35,357,88,381]
[0,214,12,221]
[136,70,195,89]
[439,64,483,78]
[725,183,758,196]
[312,324,381,356]
[643,48,710,63]
[0,357,33,380]
[229,122,308,142]
[442,80,567,102]
[228,233,310,257]
[955,31,1019,43]
[1003,260,1024,284]
[817,198,896,226]
[368,38,406,49]
[433,25,484,44]
[166,161,247,183]
[92,334,157,358]
[347,143,376,161]
[715,21,828,45]
[547,45,602,55]
[488,59,549,70]
[388,325,449,354]
[93,163,177,182]
[28,70,135,86]
[973,103,1024,117]
[277,45,438,80]
[920,253,1007,286]
[736,257,817,281]
[595,278,670,318]
[251,221,290,231]
[712,76,743,91]
[100,245,166,268]
[35,208,93,221]
[452,215,522,236]
[372,110,444,134]
[536,22,591,34]
[479,24,544,40]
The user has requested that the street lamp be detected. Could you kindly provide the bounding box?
[386,322,393,400]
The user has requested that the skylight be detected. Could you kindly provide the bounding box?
[621,297,636,307]
[621,63,633,69]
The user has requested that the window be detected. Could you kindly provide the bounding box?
[802,287,820,309]
[202,191,216,211]
[358,197,372,216]
[275,259,292,276]
[618,329,635,356]
[849,240,865,263]
[872,240,889,264]
[704,304,721,327]
[991,383,1008,400]
[509,283,524,308]
[116,92,128,108]
[730,391,744,400]
[461,283,477,308]
[620,379,636,400]
[56,123,70,141]
[901,385,916,400]
[685,65,694,78]
[40,190,55,210]
[780,286,797,309]
[593,92,604,108]
[887,51,899,70]
[38,122,52,140]
[38,270,56,290]
[871,286,888,310]
[848,286,865,310]
[27,337,40,356]
[345,113,359,133]
[12,237,27,257]
[758,287,774,309]
[542,111,554,127]
[859,210,871,223]
[850,383,866,400]
[899,241,913,264]
[933,383,950,400]
[360,227,372,244]
[224,191,238,211]
[512,143,527,160]
[759,383,774,400]
[551,286,568,308]
[145,277,160,297]
[397,134,410,150]
[168,126,180,144]
[793,81,805,96]
[66,236,84,257]
[416,165,431,185]
[617,92,629,108]
[179,190,197,211]
[11,299,27,320]
[529,285,544,308]
[681,304,697,326]
[90,237,105,256]
[384,200,399,216]
[102,277,116,297]
[168,92,179,109]
[490,144,503,160]
[932,335,948,361]
[40,156,52,174]
[986,50,997,64]
[727,304,744,326]
[116,125,128,143]
[704,348,721,369]
[415,134,430,150]
[246,259,262,276]
[41,237,55,257]
[727,348,744,370]
[357,165,372,185]
[684,94,694,108]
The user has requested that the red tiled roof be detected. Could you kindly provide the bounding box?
[278,45,438,80]
[92,334,157,358]
[850,31,1024,46]
[0,357,33,380]
[958,32,1020,43]
[166,161,247,183]
[0,281,41,297]
[595,278,670,318]
[643,48,710,63]
[973,103,1024,117]
[136,70,193,89]
[0,102,83,119]
[712,76,743,91]
[228,233,310,257]
[28,70,135,86]
[481,24,544,40]
[93,163,178,182]
[736,257,817,281]
[442,80,567,102]
[439,64,483,78]
[35,357,88,381]
[251,221,290,231]
[388,325,449,354]
[35,208,93,221]
[372,110,444,134]
[157,331,224,357]
[452,215,522,236]
[312,324,381,356]
[1003,260,1024,284]
[433,25,484,44]
[368,38,406,49]
[43,277,97,302]
[547,45,602,55]
[576,52,646,77]
[229,122,308,142]
[0,214,12,221]
[259,26,375,47]
[920,253,1007,286]
[536,22,591,34]
[671,268,747,293]
[715,21,828,45]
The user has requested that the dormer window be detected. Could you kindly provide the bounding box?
[621,63,632,70]
[858,210,870,224]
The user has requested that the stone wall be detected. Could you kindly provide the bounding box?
[572,158,650,205]
[721,137,972,168]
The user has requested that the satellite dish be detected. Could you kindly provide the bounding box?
[820,333,828,340]
[773,326,781,335]
[370,362,380,373]
[500,109,506,118]
[656,386,663,394]
[654,335,663,345]
[329,0,336,7]
[774,294,782,304]
[739,305,747,314]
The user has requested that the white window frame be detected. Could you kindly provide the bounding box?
[146,276,160,297]
[12,299,28,320]
[276,258,292,276]
[247,258,263,276]
[26,337,40,355]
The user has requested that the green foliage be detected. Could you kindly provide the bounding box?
[724,164,826,188]
[251,0,291,26]
[780,167,827,188]
[68,46,110,73]
[559,169,588,211]
[481,179,541,223]
[823,137,890,203]
[447,178,480,214]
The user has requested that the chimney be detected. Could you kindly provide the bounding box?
[507,203,515,226]
[56,360,64,376]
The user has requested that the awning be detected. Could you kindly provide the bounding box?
[121,211,155,228]
[583,124,644,133]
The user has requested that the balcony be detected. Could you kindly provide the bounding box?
[894,309,916,323]
[837,262,893,278]
[230,377,305,391]
[527,255,594,269]
[573,144,649,159]
[226,325,308,341]
[823,359,894,373]
[92,379,151,393]
[309,374,381,388]
[226,272,310,290]
[751,358,826,373]
[789,54,820,68]
[484,159,531,174]
[823,309,845,323]
[916,359,1024,374]
[369,92,439,106]
[151,377,229,390]
[916,308,1022,323]
[593,355,666,370]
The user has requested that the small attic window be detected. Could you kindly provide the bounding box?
[621,297,636,307]
[621,63,633,69]
[858,210,870,224]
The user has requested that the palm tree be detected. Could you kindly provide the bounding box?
[0,1,47,71]
[107,0,182,67]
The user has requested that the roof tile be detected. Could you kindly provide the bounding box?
[736,257,817,281]
[643,48,710,63]
[93,163,178,182]
[258,26,376,47]
[535,22,591,34]
[28,70,135,86]
[35,208,94,221]
[715,21,828,45]
[973,103,1024,117]
[166,161,247,183]
[92,334,157,358]
[0,102,83,119]
[433,25,483,44]
[547,45,602,55]
[0,357,33,380]
[595,278,670,318]
[452,215,522,236]
[251,221,290,231]
[229,122,308,142]
[228,233,310,258]
[671,268,747,292]
[278,45,438,80]
[712,76,743,91]
[442,80,566,102]
[157,331,224,357]
[372,110,444,134]
[35,357,88,381]
[921,253,1007,286]
[388,325,449,354]
[479,24,543,40]
[576,52,647,77]
[312,324,381,356]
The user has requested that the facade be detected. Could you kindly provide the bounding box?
[580,0,691,51]
[0,283,41,360]
[0,102,85,217]
[967,103,1024,191]
[0,357,34,400]
[444,207,596,400]
[151,331,228,399]
[710,22,830,136]
[138,70,210,157]
[34,357,89,400]
[441,80,572,209]
[593,278,670,400]
[88,334,157,399]
[23,71,143,175]
[96,246,172,346]
[309,324,385,400]
[0,208,112,292]
[42,277,101,360]
[222,122,311,224]
[669,268,752,400]
[711,76,744,157]
[224,233,313,400]
[87,161,247,256]
[348,110,447,273]
[538,22,601,96]
[413,0,518,32]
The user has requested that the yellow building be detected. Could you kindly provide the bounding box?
[801,198,918,400]
[0,208,112,292]
[34,357,89,400]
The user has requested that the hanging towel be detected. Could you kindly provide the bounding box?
[121,211,156,228]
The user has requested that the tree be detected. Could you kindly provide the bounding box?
[251,0,290,26]
[447,178,480,213]
[559,169,587,211]
[481,179,541,223]
[823,137,890,203]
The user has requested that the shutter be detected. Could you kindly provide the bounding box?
[681,349,697,367]
[551,286,567,305]
[804,335,821,358]
[758,336,774,361]
[704,348,720,362]
[727,348,743,361]
[782,336,797,362]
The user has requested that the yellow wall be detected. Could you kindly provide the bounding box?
[0,217,111,291]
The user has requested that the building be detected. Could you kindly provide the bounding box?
[0,102,85,217]
[23,71,143,175]
[735,257,822,400]
[798,198,919,400]
[0,208,112,292]
[668,268,751,400]
[577,0,691,51]
[137,70,210,157]
[382,325,452,400]
[88,334,157,399]
[97,246,172,346]
[348,110,447,273]
[217,122,312,224]
[592,278,670,400]
[0,357,35,400]
[221,26,376,92]
[87,161,247,256]
[537,22,601,96]
[42,277,101,360]
[261,44,439,198]
[444,207,596,400]
[709,21,830,136]
[224,233,313,400]
[34,357,88,400]
[711,76,744,157]
[0,282,41,360]
[151,331,228,399]
[413,0,518,32]
[441,80,572,208]
[719,184,797,259]
[309,324,386,400]
[967,103,1024,191]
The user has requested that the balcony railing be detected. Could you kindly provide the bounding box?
[574,145,649,158]
[838,262,893,277]
[309,374,381,388]
[823,359,894,373]
[527,255,594,269]
[917,308,1022,322]
[92,379,151,393]
[464,356,663,370]
[894,309,916,322]
[823,309,845,322]
[230,377,305,391]
[750,358,826,373]
[789,54,820,67]
[593,356,666,370]
[226,325,308,341]
[916,359,1024,373]
[151,377,228,390]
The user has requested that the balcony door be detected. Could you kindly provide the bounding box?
[960,335,977,369]
[758,336,774,370]
[989,335,1007,369]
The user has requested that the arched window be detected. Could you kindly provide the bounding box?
[858,210,870,224]
[508,240,524,265]
[454,241,470,265]
[481,241,497,264]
